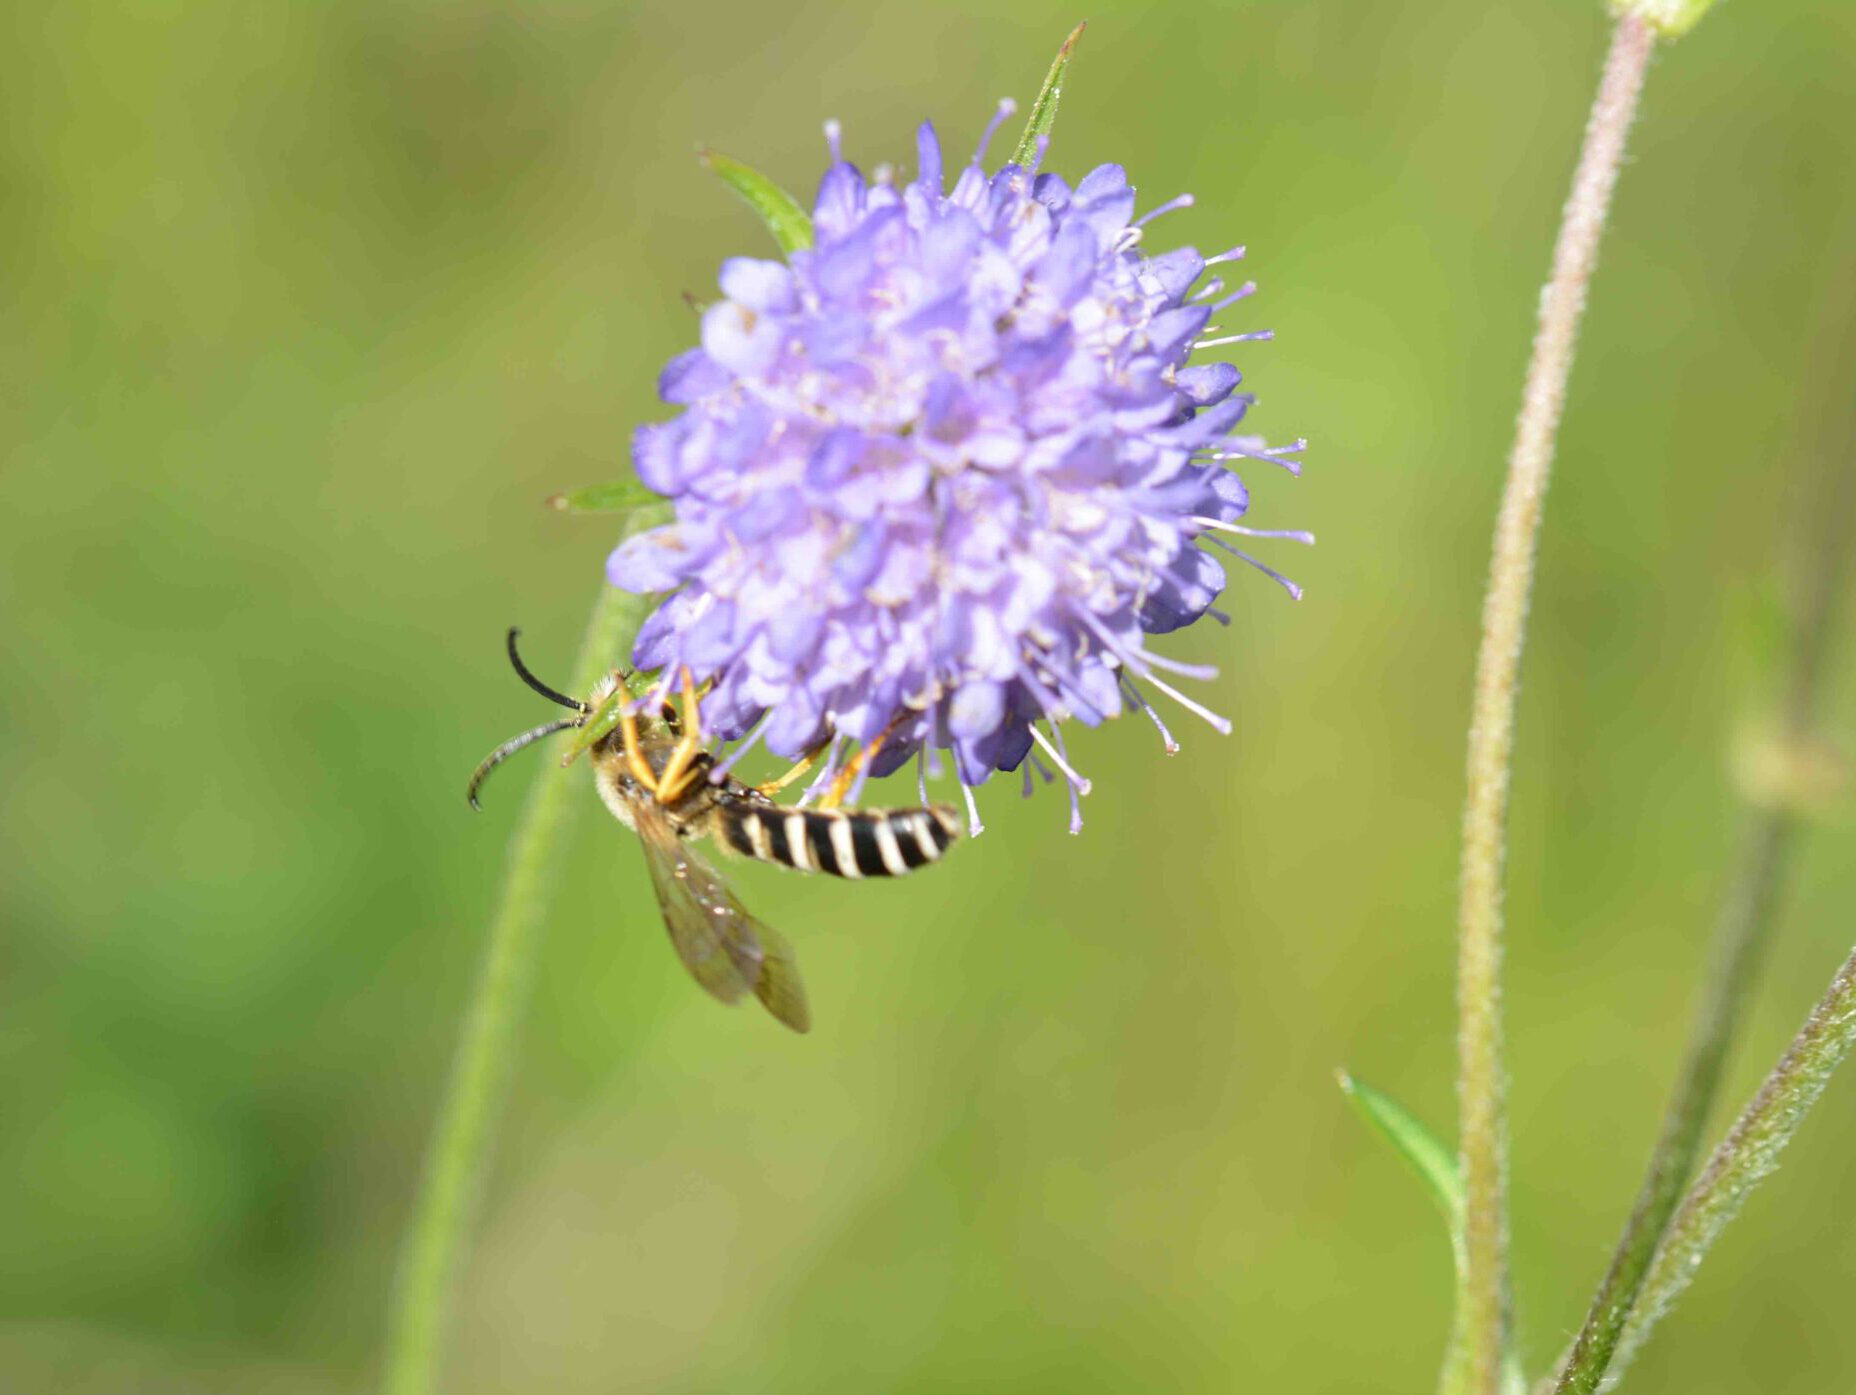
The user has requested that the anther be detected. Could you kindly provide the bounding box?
[972,98,1017,166]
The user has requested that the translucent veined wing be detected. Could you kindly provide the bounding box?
[630,798,812,1033]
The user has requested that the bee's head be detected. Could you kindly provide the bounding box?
[467,630,678,809]
[586,668,684,738]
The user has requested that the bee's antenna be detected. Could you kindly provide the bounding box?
[506,627,584,711]
[467,717,582,810]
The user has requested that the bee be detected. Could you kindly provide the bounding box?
[468,629,960,1033]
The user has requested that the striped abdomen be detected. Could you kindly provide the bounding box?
[718,801,958,879]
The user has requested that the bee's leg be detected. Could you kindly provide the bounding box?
[819,709,911,811]
[617,698,660,794]
[660,672,715,735]
[755,736,831,797]
[653,667,706,805]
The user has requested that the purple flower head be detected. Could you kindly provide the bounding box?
[609,103,1308,833]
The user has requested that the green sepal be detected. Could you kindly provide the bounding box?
[699,148,814,254]
[563,688,625,763]
[561,670,663,764]
[1010,22,1087,168]
[547,477,665,517]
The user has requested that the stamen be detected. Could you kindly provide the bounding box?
[639,666,676,714]
[1026,132,1051,176]
[959,780,984,837]
[845,740,880,807]
[1047,721,1086,834]
[795,735,845,808]
[1112,226,1145,253]
[1211,281,1258,311]
[1204,245,1248,266]
[1134,192,1195,227]
[973,98,1017,166]
[1120,676,1180,754]
[1204,537,1305,600]
[1071,609,1217,683]
[1076,610,1233,735]
[1032,661,1112,724]
[1197,439,1304,475]
[1013,660,1068,722]
[823,118,843,163]
[1189,516,1317,545]
[1016,653,1111,727]
[1028,723,1091,795]
[1189,278,1226,303]
[916,747,930,807]
[706,716,769,782]
[1196,330,1275,349]
[1126,665,1233,735]
[1117,643,1218,682]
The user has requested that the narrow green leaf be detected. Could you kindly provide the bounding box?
[546,478,662,516]
[564,687,626,762]
[1337,1070,1463,1229]
[563,670,663,762]
[698,148,813,254]
[1010,22,1087,168]
[1340,1072,1526,1395]
[549,486,673,552]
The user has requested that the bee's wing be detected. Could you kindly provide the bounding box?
[631,799,812,1034]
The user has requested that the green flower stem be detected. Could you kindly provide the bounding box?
[1550,411,1856,1394]
[1546,816,1796,1395]
[1449,14,1656,1393]
[382,583,648,1395]
[1610,940,1856,1382]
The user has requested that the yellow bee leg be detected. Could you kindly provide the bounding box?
[654,666,707,805]
[755,737,831,796]
[819,710,911,811]
[617,699,660,794]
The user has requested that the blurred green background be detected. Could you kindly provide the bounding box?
[5,1,1855,1391]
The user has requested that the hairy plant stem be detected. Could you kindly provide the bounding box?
[1549,292,1856,1394]
[1546,817,1795,1395]
[1552,497,1854,1395]
[382,584,647,1395]
[1611,941,1856,1381]
[1448,15,1656,1393]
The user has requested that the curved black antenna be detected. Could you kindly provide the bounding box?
[506,627,584,711]
[467,717,581,809]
